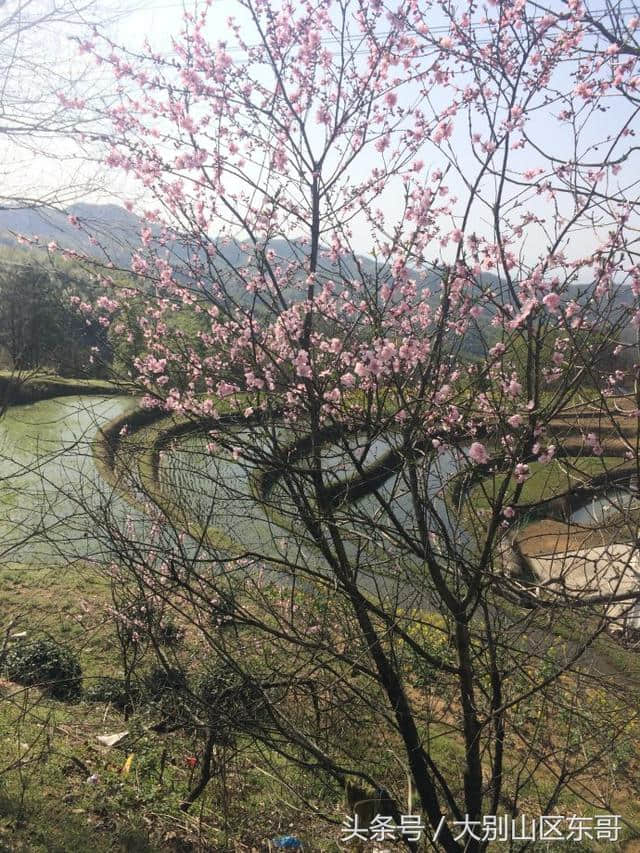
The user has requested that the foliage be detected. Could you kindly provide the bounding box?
[472,456,626,509]
[4,638,82,701]
[195,667,267,739]
[0,248,112,377]
[84,676,138,713]
[403,613,456,688]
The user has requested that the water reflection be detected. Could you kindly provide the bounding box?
[570,488,640,526]
[0,395,136,563]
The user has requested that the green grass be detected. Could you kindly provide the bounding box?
[471,456,626,508]
[2,560,640,851]
[0,564,360,852]
[0,562,116,679]
[0,371,125,405]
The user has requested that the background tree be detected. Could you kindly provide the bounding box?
[0,249,112,375]
[0,0,120,210]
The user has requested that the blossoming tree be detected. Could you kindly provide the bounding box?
[69,0,640,848]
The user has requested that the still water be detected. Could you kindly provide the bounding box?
[0,395,135,563]
[570,489,640,526]
[0,398,470,585]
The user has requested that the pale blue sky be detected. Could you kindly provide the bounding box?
[7,0,639,269]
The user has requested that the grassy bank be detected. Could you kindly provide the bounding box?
[471,456,627,510]
[0,562,346,852]
[1,561,640,851]
[0,371,124,406]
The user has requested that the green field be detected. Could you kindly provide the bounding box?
[471,456,626,508]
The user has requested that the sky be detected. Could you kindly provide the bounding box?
[0,0,182,202]
[3,0,639,267]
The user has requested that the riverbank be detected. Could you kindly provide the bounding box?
[0,371,125,406]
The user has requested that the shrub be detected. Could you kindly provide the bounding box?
[145,664,188,698]
[4,638,82,701]
[196,668,266,740]
[404,614,455,688]
[116,594,184,648]
[156,619,184,647]
[142,665,190,723]
[84,676,138,713]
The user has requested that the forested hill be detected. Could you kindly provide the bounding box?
[0,203,454,288]
[0,203,142,266]
[0,202,628,328]
[0,201,449,308]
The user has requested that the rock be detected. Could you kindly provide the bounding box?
[96,731,129,748]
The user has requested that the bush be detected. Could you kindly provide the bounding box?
[84,677,138,713]
[4,638,82,701]
[404,614,455,688]
[145,665,188,698]
[196,668,266,740]
[156,619,184,647]
[115,594,184,648]
[142,665,190,724]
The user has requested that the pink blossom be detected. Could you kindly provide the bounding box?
[538,445,556,464]
[433,120,453,144]
[145,356,167,374]
[542,292,561,313]
[70,0,639,557]
[469,442,489,465]
[508,299,538,330]
[216,381,238,397]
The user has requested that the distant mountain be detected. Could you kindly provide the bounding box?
[0,203,142,266]
[11,201,625,316]
[8,203,635,359]
[0,202,529,359]
[0,202,448,292]
[0,203,625,300]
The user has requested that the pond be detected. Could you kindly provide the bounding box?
[7,396,640,624]
[0,399,563,587]
[570,488,640,526]
[0,395,138,564]
[0,401,463,577]
[160,425,472,570]
[158,426,294,553]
